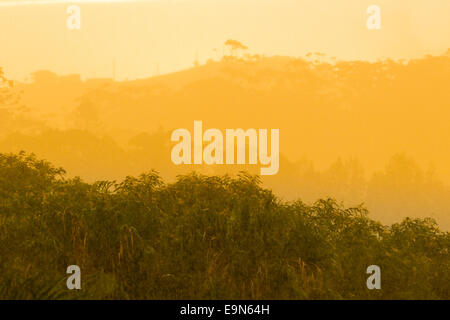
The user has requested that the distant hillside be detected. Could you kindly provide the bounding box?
[1,53,450,229]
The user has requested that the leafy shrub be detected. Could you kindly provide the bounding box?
[0,152,448,299]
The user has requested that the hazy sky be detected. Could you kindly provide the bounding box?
[1,0,449,80]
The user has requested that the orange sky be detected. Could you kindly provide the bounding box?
[1,0,449,80]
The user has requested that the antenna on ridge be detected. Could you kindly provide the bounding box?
[113,56,116,81]
[194,50,199,67]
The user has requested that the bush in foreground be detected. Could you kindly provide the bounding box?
[0,152,448,299]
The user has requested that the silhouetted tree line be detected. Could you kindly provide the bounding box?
[0,152,448,299]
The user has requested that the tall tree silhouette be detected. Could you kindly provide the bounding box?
[225,39,248,57]
[0,67,14,105]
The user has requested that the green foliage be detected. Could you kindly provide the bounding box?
[0,152,448,299]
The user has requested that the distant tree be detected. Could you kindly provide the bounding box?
[75,98,100,131]
[0,67,15,106]
[224,39,248,57]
